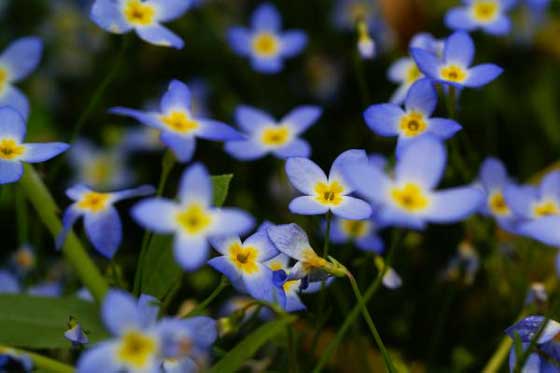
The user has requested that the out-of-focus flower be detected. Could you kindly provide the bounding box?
[411,32,503,89]
[90,0,191,49]
[285,150,372,219]
[27,281,63,297]
[374,256,402,289]
[65,317,90,347]
[525,282,548,306]
[357,21,376,59]
[0,107,69,184]
[132,163,255,271]
[328,215,385,253]
[0,347,32,372]
[227,3,307,74]
[442,241,480,285]
[0,37,43,120]
[56,185,155,258]
[364,78,462,156]
[445,0,515,36]
[0,270,20,293]
[343,136,484,229]
[11,245,36,275]
[111,80,243,163]
[305,55,342,101]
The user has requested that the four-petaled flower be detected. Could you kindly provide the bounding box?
[228,3,308,74]
[446,0,515,35]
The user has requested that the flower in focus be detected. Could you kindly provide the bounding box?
[90,0,191,49]
[111,80,243,163]
[411,31,503,89]
[343,136,484,229]
[0,37,43,120]
[56,184,155,258]
[445,0,515,35]
[285,149,373,219]
[0,107,69,184]
[132,163,255,270]
[227,3,307,74]
[225,105,321,161]
[364,78,462,155]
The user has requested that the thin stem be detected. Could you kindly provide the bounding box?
[15,187,28,244]
[19,165,108,303]
[323,211,333,258]
[184,277,229,318]
[0,346,74,373]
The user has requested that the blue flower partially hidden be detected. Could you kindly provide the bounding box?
[111,80,243,163]
[56,184,155,258]
[228,3,308,74]
[446,0,515,35]
[0,107,69,185]
[90,0,191,49]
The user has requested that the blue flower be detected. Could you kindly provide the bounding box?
[445,0,516,35]
[364,78,462,155]
[111,80,243,163]
[0,107,69,185]
[11,245,36,275]
[227,3,308,74]
[90,0,191,49]
[132,163,255,271]
[285,149,373,219]
[0,270,20,294]
[0,347,32,372]
[0,37,43,120]
[225,105,321,161]
[411,31,503,89]
[328,216,385,253]
[77,289,217,373]
[56,184,155,258]
[65,317,90,347]
[208,230,283,304]
[343,136,484,229]
[505,315,560,372]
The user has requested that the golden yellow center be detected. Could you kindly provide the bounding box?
[533,200,560,218]
[117,330,158,369]
[261,126,291,147]
[268,260,284,271]
[315,181,344,206]
[405,64,422,84]
[77,192,111,213]
[229,243,259,275]
[176,203,213,234]
[471,1,499,23]
[160,112,200,134]
[391,183,430,213]
[283,279,299,292]
[252,32,280,58]
[0,139,25,160]
[14,250,34,269]
[399,112,428,137]
[488,191,510,216]
[124,0,156,26]
[0,67,8,92]
[85,157,112,185]
[340,220,370,238]
[440,65,468,83]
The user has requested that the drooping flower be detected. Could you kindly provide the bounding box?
[77,290,217,373]
[0,37,43,120]
[56,184,155,258]
[227,3,307,74]
[343,136,484,229]
[445,0,516,36]
[364,78,462,155]
[111,80,243,163]
[0,107,69,185]
[90,0,191,49]
[411,31,503,89]
[132,163,255,270]
[285,149,372,220]
[225,105,321,161]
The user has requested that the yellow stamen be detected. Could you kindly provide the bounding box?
[14,249,34,269]
[260,126,291,147]
[123,0,156,26]
[283,279,299,292]
[391,183,430,213]
[439,65,468,83]
[252,32,280,58]
[0,139,25,160]
[0,67,9,93]
[229,243,259,275]
[533,200,560,218]
[117,330,158,369]
[160,112,199,134]
[399,111,428,137]
[471,0,499,23]
[176,203,213,234]
[77,192,111,213]
[315,181,344,206]
[405,63,422,84]
[340,220,370,238]
[488,191,510,216]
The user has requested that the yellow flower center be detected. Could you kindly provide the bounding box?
[391,183,430,213]
[160,112,200,134]
[117,330,158,369]
[315,181,344,206]
[399,111,428,137]
[124,0,156,26]
[268,260,284,271]
[176,203,213,234]
[0,139,25,160]
[488,191,510,216]
[471,0,499,23]
[14,249,34,269]
[0,67,9,93]
[405,64,422,84]
[77,192,111,213]
[283,279,299,292]
[340,220,370,238]
[533,200,560,218]
[229,243,259,275]
[260,126,291,147]
[439,65,468,83]
[252,32,280,58]
[85,157,112,186]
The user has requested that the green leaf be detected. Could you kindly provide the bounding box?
[138,174,233,299]
[209,316,296,373]
[0,295,109,349]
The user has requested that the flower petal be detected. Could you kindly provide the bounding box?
[518,216,560,247]
[329,149,369,192]
[285,157,327,194]
[0,107,26,142]
[363,103,403,137]
[251,56,283,74]
[227,27,251,56]
[251,3,281,31]
[410,48,440,80]
[539,170,560,200]
[225,140,267,161]
[102,289,142,336]
[0,160,23,184]
[341,159,392,204]
[132,198,179,233]
[478,157,508,194]
[464,64,503,88]
[243,265,279,303]
[161,80,190,113]
[405,78,438,116]
[282,106,321,135]
[151,0,191,22]
[76,342,119,373]
[504,185,537,219]
[427,118,462,139]
[111,185,156,203]
[243,230,279,261]
[273,138,311,159]
[109,107,162,128]
[136,24,184,49]
[137,294,160,328]
[160,132,196,163]
[211,208,255,236]
[444,31,475,67]
[55,206,83,250]
[424,186,484,223]
[0,86,29,121]
[331,196,372,220]
[197,119,244,141]
[208,256,245,290]
[444,7,478,32]
[174,233,209,271]
[395,135,446,189]
[289,196,329,215]
[267,223,312,261]
[20,143,69,163]
[235,105,275,133]
[483,15,511,36]
[90,0,132,34]
[178,163,212,206]
[209,236,242,256]
[0,37,42,82]
[280,31,307,57]
[84,207,122,258]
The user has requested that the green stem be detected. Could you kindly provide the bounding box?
[0,346,74,373]
[19,165,108,303]
[184,277,229,318]
[323,211,333,258]
[446,86,457,120]
[15,187,28,244]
